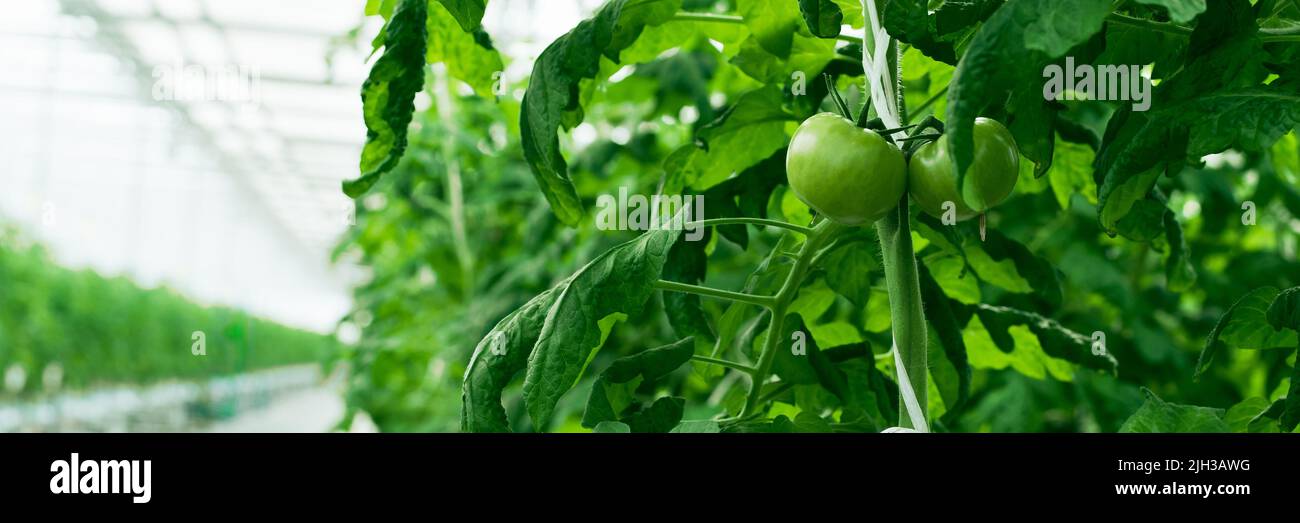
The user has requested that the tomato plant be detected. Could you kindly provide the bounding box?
[341,0,1300,433]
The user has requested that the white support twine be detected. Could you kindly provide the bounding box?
[862,0,927,434]
[861,0,905,142]
[891,342,930,433]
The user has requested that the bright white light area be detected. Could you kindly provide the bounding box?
[0,0,613,333]
[0,0,376,333]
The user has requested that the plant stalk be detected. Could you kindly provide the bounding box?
[653,280,775,308]
[739,220,842,417]
[688,217,815,236]
[433,66,475,300]
[670,12,864,45]
[690,355,759,375]
[864,0,928,430]
[1105,12,1300,42]
[875,198,928,429]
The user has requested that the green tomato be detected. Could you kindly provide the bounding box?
[785,113,907,226]
[908,117,1020,221]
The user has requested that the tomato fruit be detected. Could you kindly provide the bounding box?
[907,117,1020,221]
[785,113,907,226]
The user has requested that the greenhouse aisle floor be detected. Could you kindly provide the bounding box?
[1,365,375,433]
[203,381,347,433]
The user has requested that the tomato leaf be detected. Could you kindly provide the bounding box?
[729,12,837,84]
[971,304,1118,375]
[662,232,714,341]
[346,0,428,198]
[883,0,955,65]
[918,263,972,418]
[697,149,789,248]
[623,396,687,432]
[947,0,1112,193]
[434,0,487,32]
[460,289,556,432]
[520,0,683,225]
[1162,211,1197,292]
[583,337,694,430]
[1119,388,1229,433]
[797,0,844,38]
[593,421,632,433]
[1132,0,1207,24]
[1283,359,1300,432]
[1196,286,1300,380]
[822,240,879,307]
[1224,397,1272,432]
[738,0,800,57]
[771,314,850,399]
[1266,287,1300,332]
[461,226,681,432]
[670,86,799,191]
[966,229,1063,308]
[1218,287,1300,349]
[426,1,503,97]
[934,0,1003,35]
[1093,0,1300,232]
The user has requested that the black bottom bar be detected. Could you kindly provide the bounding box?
[4,434,1291,512]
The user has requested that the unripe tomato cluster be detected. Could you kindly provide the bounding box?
[786,113,1019,227]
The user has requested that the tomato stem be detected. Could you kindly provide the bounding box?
[825,74,855,120]
[979,213,987,242]
[1106,12,1300,42]
[653,280,776,308]
[669,12,864,45]
[690,355,759,375]
[908,89,946,123]
[877,124,919,135]
[739,219,844,418]
[874,197,929,429]
[689,217,815,236]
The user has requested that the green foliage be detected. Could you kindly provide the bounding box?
[347,0,429,197]
[520,0,684,226]
[0,229,336,394]
[1120,389,1229,433]
[947,0,1111,185]
[434,0,487,31]
[582,337,694,431]
[348,0,504,196]
[1132,0,1205,24]
[1096,0,1300,233]
[883,0,999,65]
[461,225,681,432]
[1267,287,1300,331]
[797,0,845,38]
[426,1,503,97]
[341,0,1300,434]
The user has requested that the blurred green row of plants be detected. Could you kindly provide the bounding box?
[0,227,338,396]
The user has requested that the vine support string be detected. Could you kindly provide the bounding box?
[863,0,929,431]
